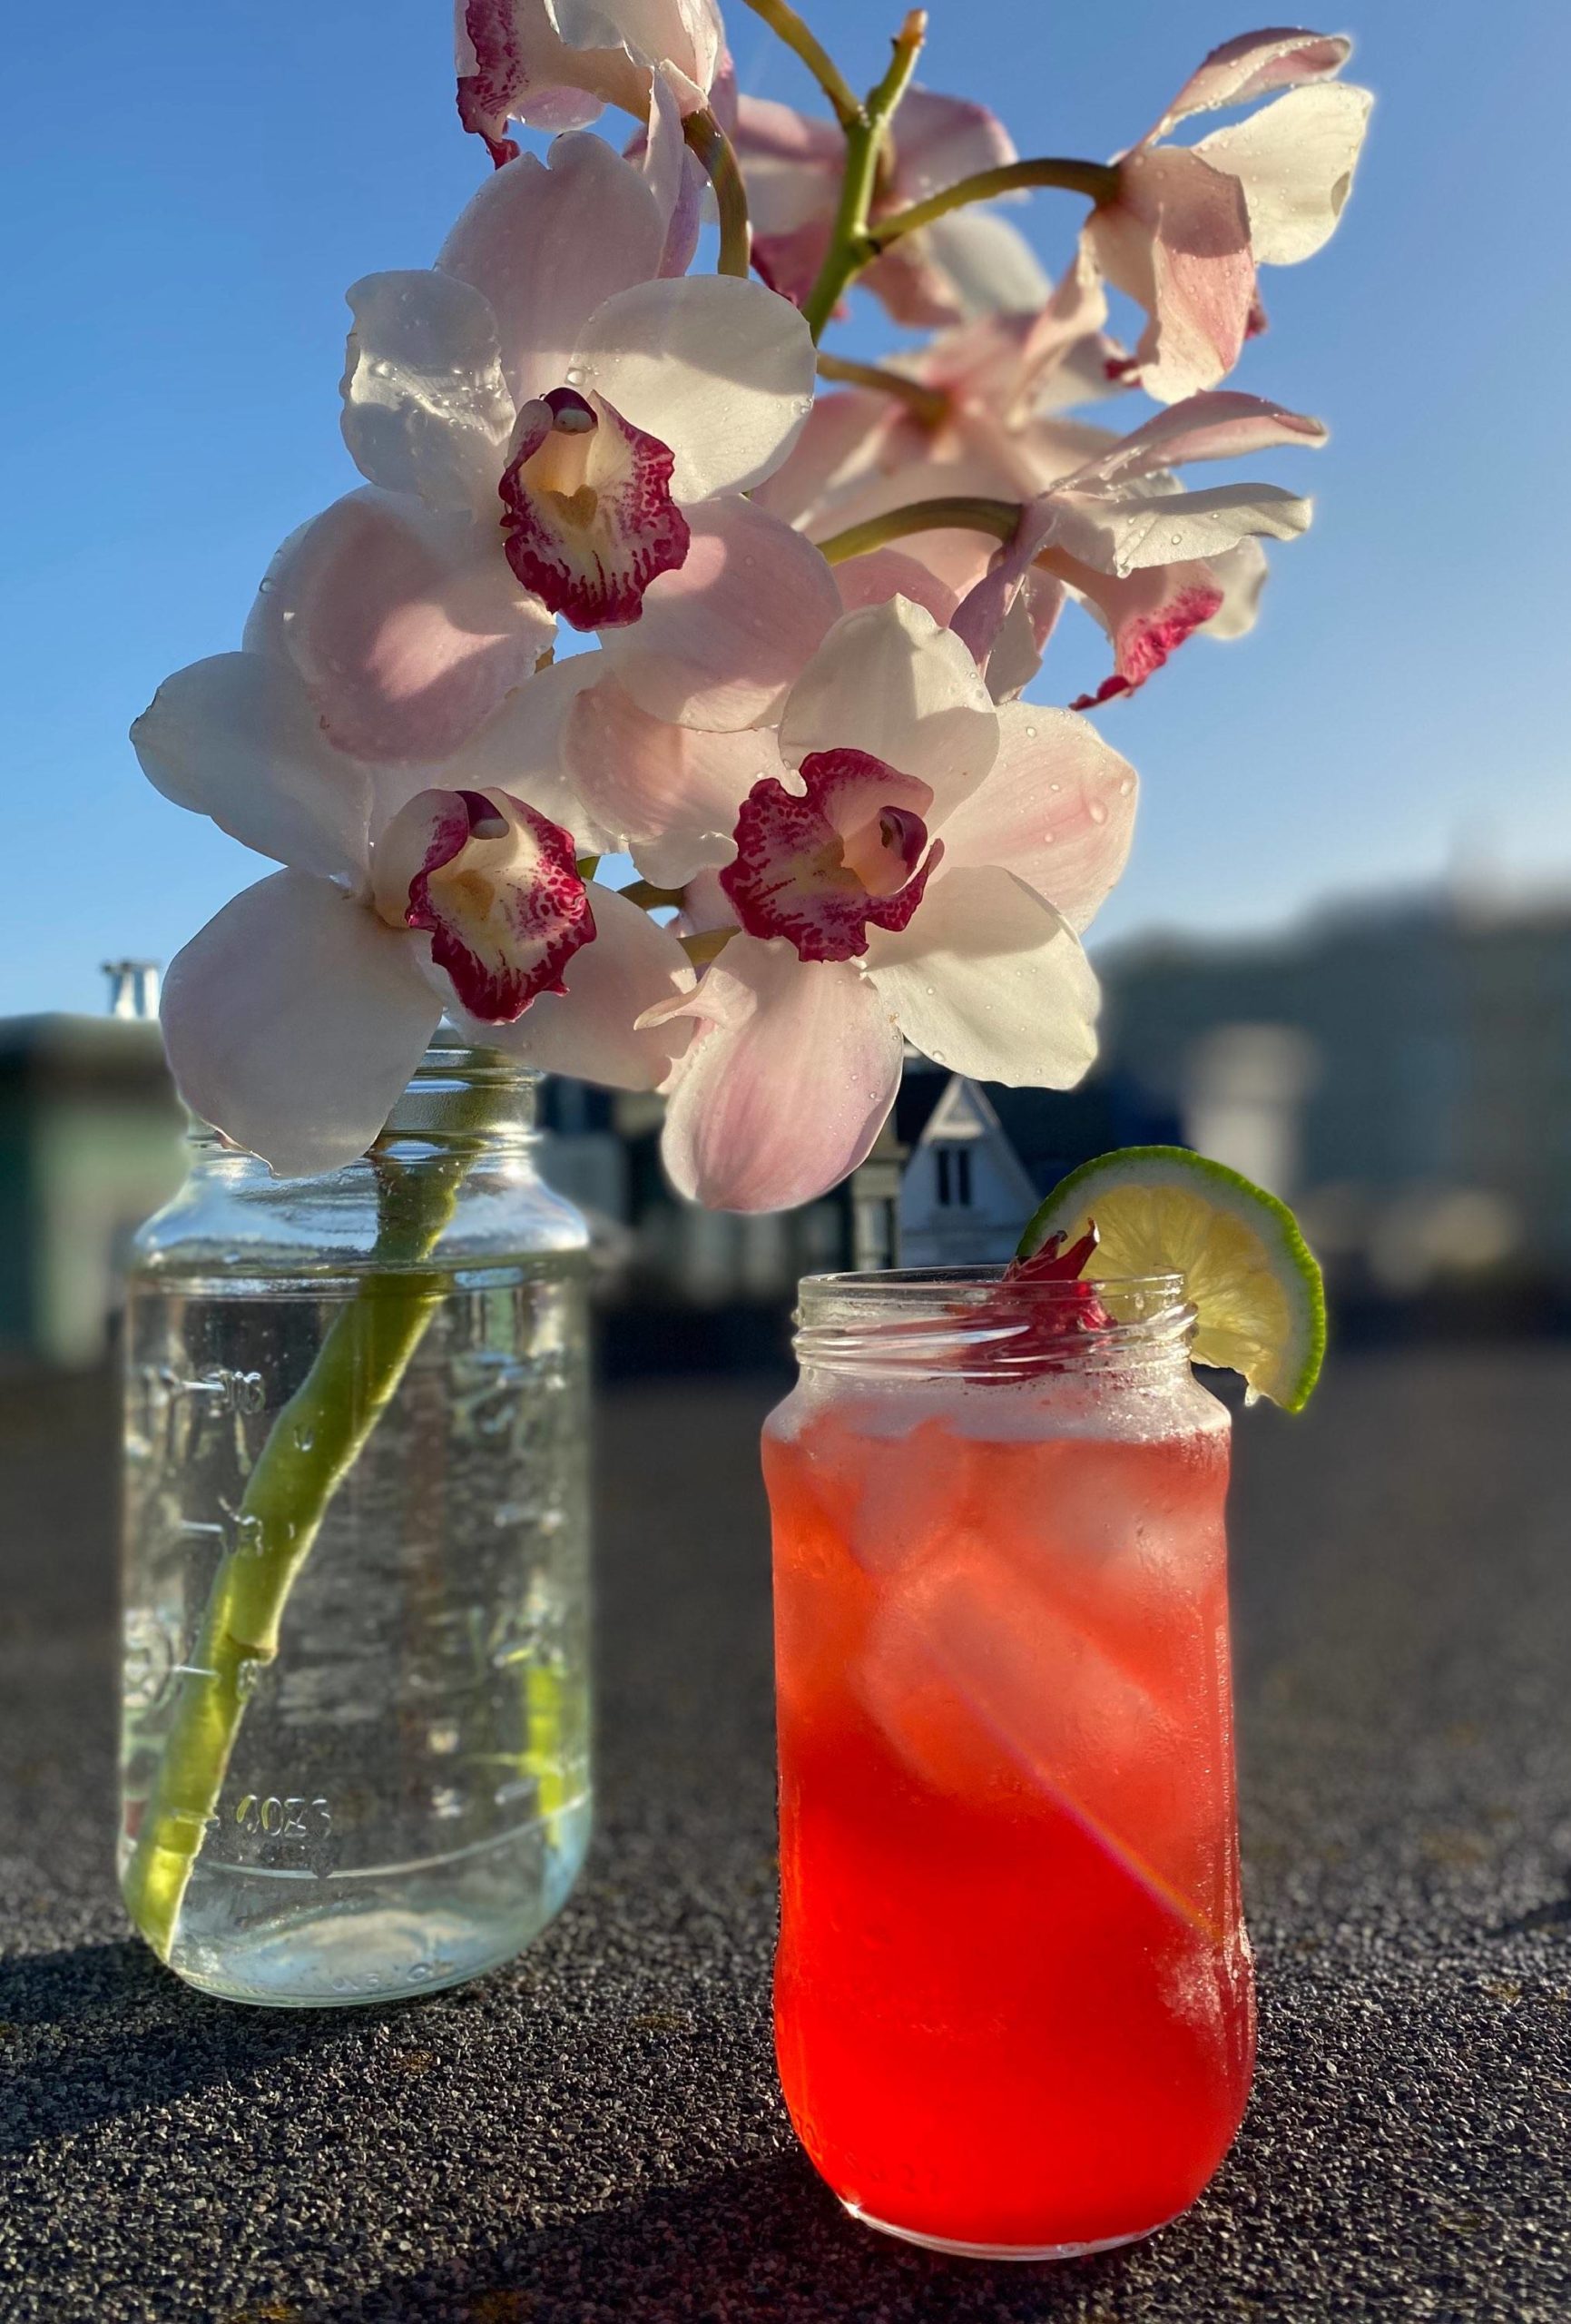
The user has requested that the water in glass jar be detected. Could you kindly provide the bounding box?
[120,1261,591,2005]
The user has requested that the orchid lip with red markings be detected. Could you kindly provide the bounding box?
[457,0,522,167]
[371,783,594,1023]
[1067,581,1225,711]
[498,385,690,633]
[719,748,942,965]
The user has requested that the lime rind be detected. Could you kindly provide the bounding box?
[1017,1145,1327,1412]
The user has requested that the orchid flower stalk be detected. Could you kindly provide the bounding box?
[126,0,1370,1954]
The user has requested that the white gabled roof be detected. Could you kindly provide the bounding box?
[914,1075,1039,1208]
[919,1075,1003,1146]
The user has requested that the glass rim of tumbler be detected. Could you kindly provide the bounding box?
[793,1265,1195,1381]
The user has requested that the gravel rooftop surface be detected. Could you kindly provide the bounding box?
[1,1346,1568,2323]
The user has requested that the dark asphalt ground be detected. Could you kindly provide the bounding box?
[1,1346,1568,2323]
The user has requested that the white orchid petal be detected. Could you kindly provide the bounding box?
[866,865,1100,1087]
[548,0,723,97]
[467,881,697,1088]
[598,496,840,729]
[660,936,903,1211]
[1201,536,1270,640]
[1156,29,1352,135]
[779,597,999,816]
[732,94,842,234]
[890,87,1016,201]
[437,136,665,404]
[570,275,817,497]
[248,490,555,766]
[132,653,372,882]
[1046,478,1311,576]
[567,678,775,883]
[640,69,704,273]
[1194,83,1373,266]
[915,208,1054,320]
[439,655,615,851]
[457,0,621,155]
[833,550,960,627]
[1088,149,1255,405]
[934,704,1135,931]
[340,271,515,511]
[749,387,894,530]
[161,870,439,1177]
[1071,390,1327,484]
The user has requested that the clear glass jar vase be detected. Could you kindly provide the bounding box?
[764,1267,1253,2258]
[119,1043,593,2006]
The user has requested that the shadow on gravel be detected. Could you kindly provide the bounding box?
[0,1938,358,2158]
[355,2151,1140,2324]
[1490,1879,1571,1937]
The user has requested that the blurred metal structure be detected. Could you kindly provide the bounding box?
[101,960,162,1020]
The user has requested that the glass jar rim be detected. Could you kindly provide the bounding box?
[794,1265,1195,1381]
[800,1264,1188,1302]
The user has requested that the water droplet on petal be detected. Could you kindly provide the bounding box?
[1117,775,1134,795]
[1088,801,1108,825]
[1024,724,1037,739]
[1048,782,1062,793]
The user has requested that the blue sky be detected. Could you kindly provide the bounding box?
[3,0,1567,1015]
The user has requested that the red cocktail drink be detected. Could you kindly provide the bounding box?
[764,1269,1254,2258]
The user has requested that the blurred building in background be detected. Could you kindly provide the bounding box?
[1099,890,1571,1300]
[893,1067,1180,1267]
[3,885,1568,1368]
[0,1001,184,1366]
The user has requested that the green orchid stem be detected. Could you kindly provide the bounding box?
[680,925,738,968]
[620,878,686,911]
[866,154,1119,251]
[800,9,928,342]
[817,494,1022,566]
[734,0,863,131]
[683,109,751,279]
[121,1128,491,1964]
[816,350,947,425]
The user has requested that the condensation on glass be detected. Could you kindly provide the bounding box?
[119,1045,592,2006]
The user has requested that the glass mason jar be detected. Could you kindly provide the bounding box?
[763,1268,1254,2260]
[119,1043,593,2007]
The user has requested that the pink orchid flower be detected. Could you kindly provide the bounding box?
[952,390,1327,708]
[564,597,1137,1211]
[1085,28,1372,402]
[457,0,724,164]
[734,86,1022,326]
[245,133,811,773]
[131,653,695,1178]
[751,245,1130,608]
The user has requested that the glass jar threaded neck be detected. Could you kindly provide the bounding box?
[794,1266,1195,1384]
[377,1040,540,1156]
